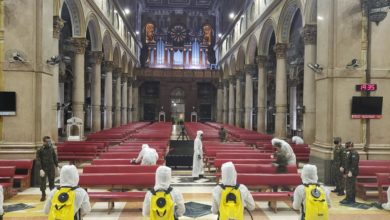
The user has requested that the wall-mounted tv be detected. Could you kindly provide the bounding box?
[0,92,16,116]
[351,96,383,119]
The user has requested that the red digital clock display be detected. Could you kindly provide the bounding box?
[355,84,377,92]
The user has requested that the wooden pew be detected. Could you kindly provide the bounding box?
[0,160,33,190]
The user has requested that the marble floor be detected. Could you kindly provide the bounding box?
[4,127,389,219]
[3,170,390,220]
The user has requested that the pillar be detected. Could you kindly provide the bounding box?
[228,75,235,125]
[303,24,317,144]
[91,51,103,132]
[71,38,87,122]
[121,76,128,125]
[104,61,113,129]
[256,55,267,133]
[114,68,122,127]
[235,71,244,127]
[274,43,288,138]
[216,80,223,123]
[133,81,139,121]
[222,79,229,124]
[244,64,256,130]
[128,77,133,122]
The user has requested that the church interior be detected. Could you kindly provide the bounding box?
[0,0,390,219]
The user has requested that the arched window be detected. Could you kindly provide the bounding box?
[192,40,200,65]
[156,39,165,64]
[173,50,183,65]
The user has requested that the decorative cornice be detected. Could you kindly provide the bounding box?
[303,24,317,45]
[71,38,88,54]
[274,43,288,59]
[92,51,103,65]
[53,16,65,39]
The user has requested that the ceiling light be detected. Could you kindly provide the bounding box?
[317,16,324,21]
[229,12,235,19]
[218,33,222,38]
[124,9,130,15]
[135,31,139,35]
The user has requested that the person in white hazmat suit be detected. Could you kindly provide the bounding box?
[272,138,297,165]
[292,136,304,144]
[133,144,159,165]
[0,186,3,220]
[293,164,331,219]
[44,165,91,219]
[211,162,255,216]
[142,166,185,218]
[381,187,390,210]
[192,130,204,180]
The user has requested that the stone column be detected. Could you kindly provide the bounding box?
[91,51,103,132]
[274,43,288,138]
[216,81,223,123]
[132,81,139,121]
[256,55,267,133]
[222,79,229,124]
[244,64,256,130]
[114,68,122,127]
[104,61,114,129]
[71,38,87,122]
[235,71,244,127]
[303,24,317,144]
[127,77,133,123]
[228,75,235,125]
[121,76,128,125]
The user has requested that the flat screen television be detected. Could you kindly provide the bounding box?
[351,96,383,119]
[0,92,16,116]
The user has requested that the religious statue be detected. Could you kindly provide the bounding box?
[202,24,213,45]
[145,23,155,43]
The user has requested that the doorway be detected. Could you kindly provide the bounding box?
[170,88,185,123]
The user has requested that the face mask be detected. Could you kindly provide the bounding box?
[46,140,52,146]
[334,141,339,145]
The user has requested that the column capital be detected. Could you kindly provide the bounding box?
[92,51,103,64]
[53,16,65,38]
[228,75,236,83]
[256,55,268,67]
[274,43,287,59]
[303,24,317,45]
[113,68,122,78]
[104,61,114,72]
[71,38,88,54]
[217,81,223,89]
[244,64,257,76]
[235,71,245,82]
[222,79,229,87]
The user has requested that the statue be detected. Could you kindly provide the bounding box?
[202,24,213,45]
[145,23,155,43]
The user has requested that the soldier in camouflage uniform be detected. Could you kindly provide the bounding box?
[332,137,345,196]
[340,142,359,204]
[36,136,59,201]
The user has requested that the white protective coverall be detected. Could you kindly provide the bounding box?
[142,166,186,217]
[382,187,390,210]
[211,162,255,215]
[292,136,304,144]
[272,138,297,165]
[44,165,91,218]
[135,144,159,165]
[293,164,331,219]
[192,130,204,177]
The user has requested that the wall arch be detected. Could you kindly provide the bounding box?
[236,45,245,71]
[277,0,303,43]
[229,55,236,76]
[259,18,277,55]
[63,0,86,37]
[102,30,113,60]
[245,34,258,64]
[86,12,102,51]
[113,43,122,68]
